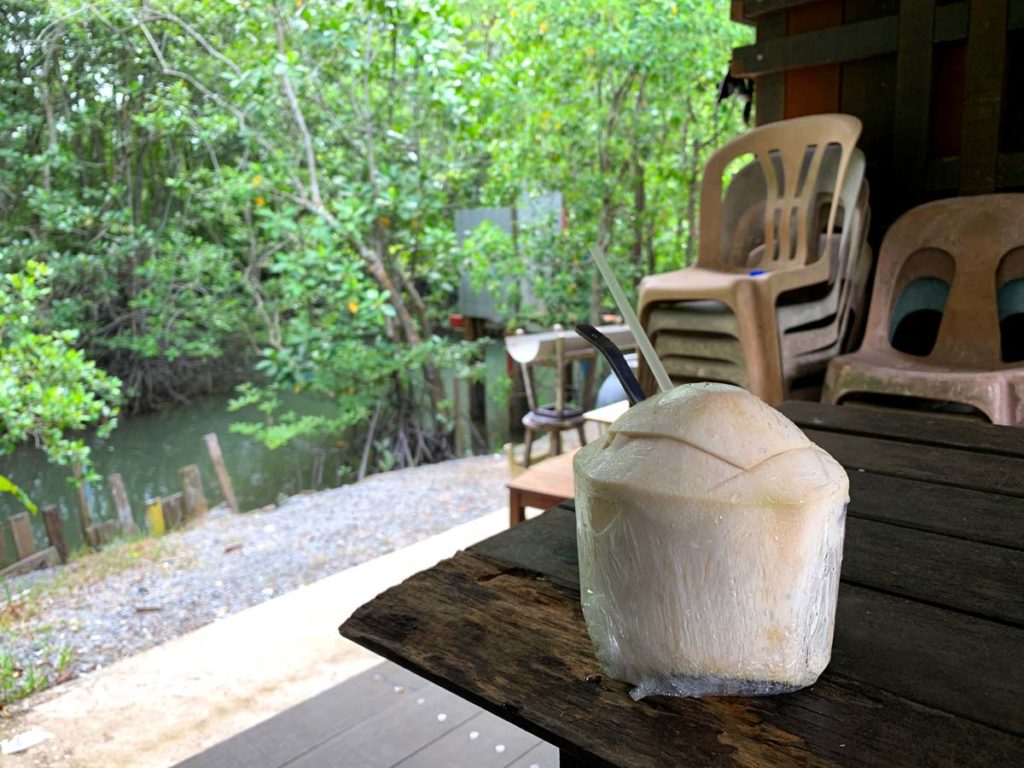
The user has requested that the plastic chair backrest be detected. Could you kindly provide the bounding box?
[700,114,862,272]
[721,148,866,277]
[861,194,1024,367]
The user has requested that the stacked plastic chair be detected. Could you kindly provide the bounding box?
[824,194,1024,425]
[636,114,872,405]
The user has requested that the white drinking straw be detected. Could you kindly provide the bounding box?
[589,245,673,394]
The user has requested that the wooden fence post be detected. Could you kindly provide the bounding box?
[72,463,92,545]
[145,498,165,536]
[0,523,7,566]
[0,513,58,577]
[41,505,67,563]
[162,493,184,530]
[9,512,36,560]
[203,433,238,513]
[107,473,139,536]
[178,465,208,522]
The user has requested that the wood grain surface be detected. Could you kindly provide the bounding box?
[342,404,1024,766]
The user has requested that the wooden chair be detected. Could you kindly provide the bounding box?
[508,326,589,468]
[824,194,1024,425]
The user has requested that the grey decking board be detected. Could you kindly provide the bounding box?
[176,660,557,768]
[504,743,560,768]
[175,663,427,768]
[393,708,541,768]
[285,674,480,768]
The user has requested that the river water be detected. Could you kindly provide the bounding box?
[0,342,514,563]
[0,392,355,558]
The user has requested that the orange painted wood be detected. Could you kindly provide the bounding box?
[783,0,842,118]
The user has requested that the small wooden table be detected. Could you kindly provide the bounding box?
[582,400,629,433]
[342,402,1024,766]
[506,448,577,527]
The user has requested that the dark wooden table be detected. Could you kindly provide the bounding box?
[342,402,1024,767]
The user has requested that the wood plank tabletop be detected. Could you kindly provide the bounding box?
[342,402,1024,767]
[505,449,578,497]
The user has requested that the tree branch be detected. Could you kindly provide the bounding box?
[142,10,242,76]
[273,5,323,210]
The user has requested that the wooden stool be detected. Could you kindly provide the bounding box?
[522,409,587,468]
[507,449,578,527]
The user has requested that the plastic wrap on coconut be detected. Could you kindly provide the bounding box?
[574,383,849,699]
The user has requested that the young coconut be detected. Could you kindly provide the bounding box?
[574,383,849,699]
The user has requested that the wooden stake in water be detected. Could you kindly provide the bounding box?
[588,245,673,393]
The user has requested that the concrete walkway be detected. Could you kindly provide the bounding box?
[1,510,508,768]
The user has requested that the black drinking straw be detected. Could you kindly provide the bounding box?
[574,324,647,406]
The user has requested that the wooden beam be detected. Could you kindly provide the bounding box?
[752,11,786,124]
[738,0,824,20]
[934,1,969,42]
[162,492,184,530]
[72,463,92,546]
[927,153,1024,191]
[893,0,936,202]
[41,505,67,563]
[998,153,1024,187]
[731,0,748,25]
[179,464,209,522]
[960,0,1008,194]
[204,433,239,514]
[734,0,1023,79]
[733,14,897,77]
[0,547,59,578]
[85,520,118,548]
[1013,0,1024,28]
[108,473,138,536]
[9,512,36,559]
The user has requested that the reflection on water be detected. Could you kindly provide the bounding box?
[0,342,514,563]
[0,393,350,559]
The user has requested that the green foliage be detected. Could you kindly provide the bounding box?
[0,261,121,478]
[0,580,75,705]
[1,0,751,471]
[463,219,596,328]
[0,476,36,515]
[469,0,751,323]
[0,648,48,705]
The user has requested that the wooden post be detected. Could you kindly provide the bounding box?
[41,505,67,563]
[9,512,36,559]
[178,464,208,522]
[145,498,165,536]
[203,433,238,513]
[162,493,184,530]
[85,521,118,548]
[72,463,92,545]
[107,473,139,536]
[0,523,7,566]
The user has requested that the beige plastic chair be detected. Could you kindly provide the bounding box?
[783,243,873,383]
[645,147,867,344]
[776,163,870,341]
[645,166,870,380]
[681,147,868,332]
[824,194,1024,425]
[780,182,874,379]
[644,304,748,390]
[639,115,863,403]
[647,223,872,394]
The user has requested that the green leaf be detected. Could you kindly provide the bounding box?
[0,474,37,514]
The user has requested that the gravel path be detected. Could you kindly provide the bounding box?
[1,455,509,699]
